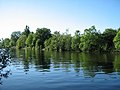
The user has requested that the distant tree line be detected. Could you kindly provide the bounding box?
[0,25,120,52]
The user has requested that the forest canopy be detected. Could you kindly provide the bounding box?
[0,25,119,52]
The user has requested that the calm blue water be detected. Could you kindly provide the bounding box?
[1,49,120,90]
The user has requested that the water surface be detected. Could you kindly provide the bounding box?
[1,49,120,90]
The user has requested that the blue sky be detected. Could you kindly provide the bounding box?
[0,0,120,38]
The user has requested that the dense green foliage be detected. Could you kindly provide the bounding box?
[16,35,27,49]
[22,25,30,37]
[10,31,21,46]
[45,30,72,51]
[25,33,33,48]
[71,30,81,51]
[102,29,117,51]
[3,38,11,48]
[0,25,120,52]
[35,28,51,48]
[79,26,100,51]
[113,30,120,50]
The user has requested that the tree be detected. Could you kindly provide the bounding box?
[35,28,51,48]
[35,39,41,49]
[3,38,10,48]
[45,31,60,51]
[32,33,37,47]
[0,38,4,48]
[44,37,52,50]
[22,25,30,37]
[26,33,34,47]
[16,35,27,49]
[62,33,72,51]
[71,30,81,51]
[113,30,120,50]
[44,30,72,51]
[102,28,117,51]
[79,26,100,51]
[45,31,64,51]
[10,31,21,46]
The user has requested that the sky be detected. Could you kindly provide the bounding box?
[0,0,120,39]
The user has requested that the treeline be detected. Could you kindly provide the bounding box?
[0,25,120,52]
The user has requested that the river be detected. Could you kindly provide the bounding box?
[1,49,120,90]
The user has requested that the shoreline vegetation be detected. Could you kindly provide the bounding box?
[0,25,120,52]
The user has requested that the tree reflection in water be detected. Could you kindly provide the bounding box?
[13,48,120,78]
[34,49,50,71]
[16,48,51,72]
[0,49,11,85]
